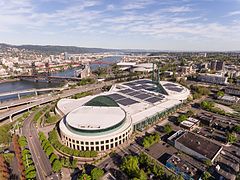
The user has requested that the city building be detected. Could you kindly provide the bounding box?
[225,86,240,97]
[116,62,136,71]
[210,60,225,71]
[131,63,155,73]
[166,155,202,180]
[210,60,217,71]
[216,61,225,71]
[198,73,228,85]
[180,117,200,131]
[169,131,222,162]
[197,113,216,126]
[74,63,91,78]
[218,94,240,104]
[177,65,195,76]
[56,79,190,151]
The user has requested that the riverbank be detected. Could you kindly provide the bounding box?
[0,78,20,84]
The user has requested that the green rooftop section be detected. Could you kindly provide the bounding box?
[84,95,119,107]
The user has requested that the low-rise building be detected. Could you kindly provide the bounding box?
[180,117,200,131]
[225,86,240,97]
[166,155,201,180]
[170,131,222,162]
[218,94,240,104]
[197,113,216,126]
[198,73,228,85]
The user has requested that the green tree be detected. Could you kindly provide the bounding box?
[78,173,91,180]
[226,132,237,144]
[90,168,104,180]
[202,171,212,180]
[204,159,212,167]
[52,159,62,172]
[151,163,164,177]
[233,125,240,133]
[50,154,58,164]
[137,169,147,180]
[177,114,187,123]
[200,101,214,110]
[142,133,160,148]
[121,156,140,178]
[18,136,27,147]
[0,124,12,145]
[138,153,150,166]
[217,91,224,97]
[25,171,36,179]
[163,124,173,134]
[45,146,54,157]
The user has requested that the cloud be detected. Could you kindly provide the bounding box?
[227,11,240,16]
[0,0,240,50]
[122,0,156,10]
[162,6,193,13]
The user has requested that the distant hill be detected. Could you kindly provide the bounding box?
[0,43,119,55]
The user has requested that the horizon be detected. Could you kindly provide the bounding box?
[1,0,240,51]
[1,42,240,52]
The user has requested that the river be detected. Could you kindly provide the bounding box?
[0,56,121,102]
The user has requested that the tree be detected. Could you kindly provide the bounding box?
[138,153,150,166]
[50,154,58,164]
[137,169,147,180]
[226,132,237,144]
[177,114,187,123]
[78,173,91,180]
[45,146,54,157]
[200,101,214,110]
[0,124,12,145]
[163,124,173,134]
[52,159,62,172]
[186,110,195,117]
[151,163,164,177]
[233,125,240,133]
[204,159,212,167]
[0,155,10,180]
[18,136,27,147]
[121,156,140,178]
[202,171,212,180]
[25,170,36,179]
[217,91,224,98]
[142,133,160,148]
[90,168,104,180]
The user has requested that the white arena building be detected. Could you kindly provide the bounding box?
[56,79,190,152]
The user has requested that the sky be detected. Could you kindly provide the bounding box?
[0,0,240,51]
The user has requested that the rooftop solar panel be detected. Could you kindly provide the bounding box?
[127,91,139,96]
[142,85,154,89]
[117,98,139,106]
[134,93,152,100]
[123,82,137,87]
[145,97,162,103]
[107,93,126,100]
[134,79,152,84]
[119,89,134,94]
[131,86,143,90]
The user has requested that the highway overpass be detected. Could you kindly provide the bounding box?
[0,82,112,124]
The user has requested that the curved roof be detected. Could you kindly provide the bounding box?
[65,106,126,131]
[84,95,119,107]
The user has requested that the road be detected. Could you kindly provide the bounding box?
[0,81,112,124]
[22,112,60,180]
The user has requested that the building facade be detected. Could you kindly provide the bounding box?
[56,79,190,152]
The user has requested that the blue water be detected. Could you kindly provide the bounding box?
[53,56,121,77]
